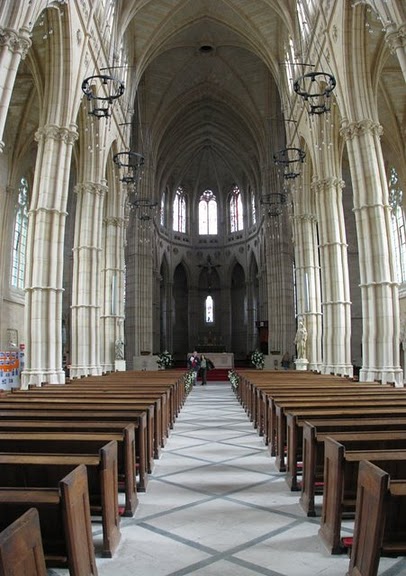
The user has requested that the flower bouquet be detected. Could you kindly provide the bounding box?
[250,349,264,369]
[228,370,240,392]
[183,370,194,394]
[157,350,173,369]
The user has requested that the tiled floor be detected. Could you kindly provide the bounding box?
[50,382,406,576]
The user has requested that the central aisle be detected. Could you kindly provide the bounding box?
[52,382,406,576]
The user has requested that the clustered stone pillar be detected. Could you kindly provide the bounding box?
[22,124,78,387]
[292,211,323,372]
[100,215,126,373]
[313,177,352,377]
[341,119,402,384]
[0,27,31,152]
[70,182,107,378]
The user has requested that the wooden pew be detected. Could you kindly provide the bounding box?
[318,435,406,554]
[265,385,395,452]
[0,406,149,491]
[28,386,169,455]
[300,417,406,516]
[0,508,46,576]
[0,435,120,558]
[3,393,159,464]
[281,404,406,483]
[0,464,97,575]
[260,386,390,442]
[348,460,406,576]
[0,420,137,517]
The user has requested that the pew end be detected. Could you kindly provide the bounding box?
[0,508,47,576]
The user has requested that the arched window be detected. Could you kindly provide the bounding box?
[230,185,244,232]
[251,189,257,225]
[389,166,406,283]
[205,295,214,323]
[199,189,217,235]
[160,189,166,227]
[11,177,29,289]
[173,187,186,233]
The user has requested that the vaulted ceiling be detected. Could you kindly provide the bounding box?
[122,0,295,198]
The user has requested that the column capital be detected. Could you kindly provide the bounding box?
[35,124,79,145]
[385,23,406,53]
[74,182,108,197]
[311,177,345,193]
[103,216,125,227]
[0,27,32,58]
[292,213,318,224]
[340,119,383,141]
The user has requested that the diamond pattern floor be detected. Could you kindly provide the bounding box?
[49,382,406,576]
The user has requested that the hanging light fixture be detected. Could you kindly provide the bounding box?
[132,198,159,221]
[273,147,306,179]
[113,151,144,183]
[293,71,336,115]
[260,193,287,217]
[82,74,125,118]
[113,151,157,219]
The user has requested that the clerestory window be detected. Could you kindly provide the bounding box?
[230,185,244,232]
[173,187,186,233]
[11,177,29,290]
[389,166,406,283]
[199,189,217,235]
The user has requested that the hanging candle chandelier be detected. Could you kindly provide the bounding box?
[82,74,125,118]
[273,147,306,179]
[260,192,287,217]
[293,71,336,115]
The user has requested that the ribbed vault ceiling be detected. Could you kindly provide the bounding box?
[125,0,292,197]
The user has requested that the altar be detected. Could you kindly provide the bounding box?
[189,352,234,369]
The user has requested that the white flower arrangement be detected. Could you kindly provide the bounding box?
[250,349,265,369]
[183,370,194,394]
[157,350,173,369]
[228,370,240,391]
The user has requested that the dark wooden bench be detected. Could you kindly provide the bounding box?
[299,418,406,516]
[25,386,168,455]
[318,435,406,554]
[0,434,120,558]
[265,385,395,452]
[3,393,159,465]
[0,464,97,575]
[0,420,137,517]
[260,385,389,444]
[348,460,406,576]
[0,508,46,576]
[281,405,406,483]
[0,406,149,491]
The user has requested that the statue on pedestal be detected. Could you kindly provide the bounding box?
[295,316,307,359]
[115,338,124,360]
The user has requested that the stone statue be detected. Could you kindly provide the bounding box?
[295,316,307,359]
[115,338,124,360]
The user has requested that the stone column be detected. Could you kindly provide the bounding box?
[246,278,256,352]
[159,277,173,353]
[22,124,78,387]
[188,284,199,350]
[265,214,295,356]
[70,182,107,378]
[220,282,232,352]
[100,215,126,373]
[313,177,353,377]
[0,27,31,152]
[292,211,323,372]
[385,22,406,81]
[341,119,402,384]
